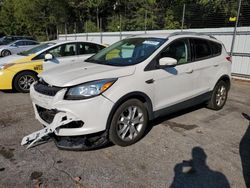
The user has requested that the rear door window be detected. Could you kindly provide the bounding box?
[192,39,212,60]
[15,41,26,46]
[47,43,77,57]
[26,41,38,45]
[78,43,103,55]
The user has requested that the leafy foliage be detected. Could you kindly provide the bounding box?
[0,0,248,40]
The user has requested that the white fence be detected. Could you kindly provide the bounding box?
[59,27,250,78]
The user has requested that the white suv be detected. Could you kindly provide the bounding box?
[22,32,231,149]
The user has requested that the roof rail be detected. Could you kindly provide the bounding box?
[168,32,216,39]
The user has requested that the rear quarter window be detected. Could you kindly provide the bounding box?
[192,39,212,61]
[210,41,222,56]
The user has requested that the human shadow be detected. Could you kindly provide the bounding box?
[240,113,250,188]
[170,147,230,188]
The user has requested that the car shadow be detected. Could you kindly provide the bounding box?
[169,146,230,188]
[0,89,16,93]
[240,113,250,188]
[144,103,205,136]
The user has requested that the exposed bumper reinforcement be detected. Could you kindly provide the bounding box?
[21,112,109,150]
[21,112,74,149]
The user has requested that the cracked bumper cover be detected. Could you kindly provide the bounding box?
[21,85,114,148]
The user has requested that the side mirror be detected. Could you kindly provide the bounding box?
[159,57,177,68]
[44,53,53,61]
[11,43,17,47]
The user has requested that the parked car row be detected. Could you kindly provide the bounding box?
[16,32,231,150]
[0,39,39,57]
[0,35,39,57]
[0,40,106,92]
[0,35,36,45]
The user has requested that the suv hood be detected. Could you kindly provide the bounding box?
[40,62,136,87]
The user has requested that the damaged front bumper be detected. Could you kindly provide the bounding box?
[21,84,114,149]
[21,112,74,149]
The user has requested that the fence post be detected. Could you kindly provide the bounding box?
[120,15,122,40]
[181,4,186,31]
[144,9,147,34]
[65,23,67,41]
[230,0,242,56]
[100,18,103,43]
[74,22,77,40]
[56,25,59,40]
[85,21,88,41]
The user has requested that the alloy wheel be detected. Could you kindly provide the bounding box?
[18,75,35,91]
[215,85,227,107]
[116,106,144,141]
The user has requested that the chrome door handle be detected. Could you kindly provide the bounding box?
[185,69,193,74]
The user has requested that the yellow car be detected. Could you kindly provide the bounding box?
[0,41,106,92]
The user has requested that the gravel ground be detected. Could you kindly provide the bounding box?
[0,80,249,188]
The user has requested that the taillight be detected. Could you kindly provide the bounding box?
[226,56,232,63]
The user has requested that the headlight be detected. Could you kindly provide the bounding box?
[0,63,15,70]
[65,78,117,100]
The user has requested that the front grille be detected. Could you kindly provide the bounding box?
[36,105,57,124]
[34,80,62,96]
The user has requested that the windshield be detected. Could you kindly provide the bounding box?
[86,37,166,66]
[18,42,56,56]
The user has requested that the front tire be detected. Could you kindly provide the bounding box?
[109,99,148,146]
[1,50,11,57]
[207,80,229,110]
[13,71,37,93]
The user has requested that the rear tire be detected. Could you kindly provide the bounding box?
[109,99,148,146]
[13,71,37,93]
[1,50,11,57]
[207,80,228,110]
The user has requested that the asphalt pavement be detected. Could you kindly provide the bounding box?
[0,80,249,188]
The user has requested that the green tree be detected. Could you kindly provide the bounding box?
[84,20,99,32]
[0,0,18,35]
[164,9,181,29]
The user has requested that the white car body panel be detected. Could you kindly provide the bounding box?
[40,62,136,87]
[42,54,93,71]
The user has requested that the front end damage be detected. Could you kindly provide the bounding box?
[21,109,109,150]
[21,82,113,150]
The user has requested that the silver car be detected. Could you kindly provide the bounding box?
[0,39,39,57]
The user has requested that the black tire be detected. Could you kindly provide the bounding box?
[109,99,148,146]
[1,50,11,57]
[13,71,38,93]
[207,80,229,110]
